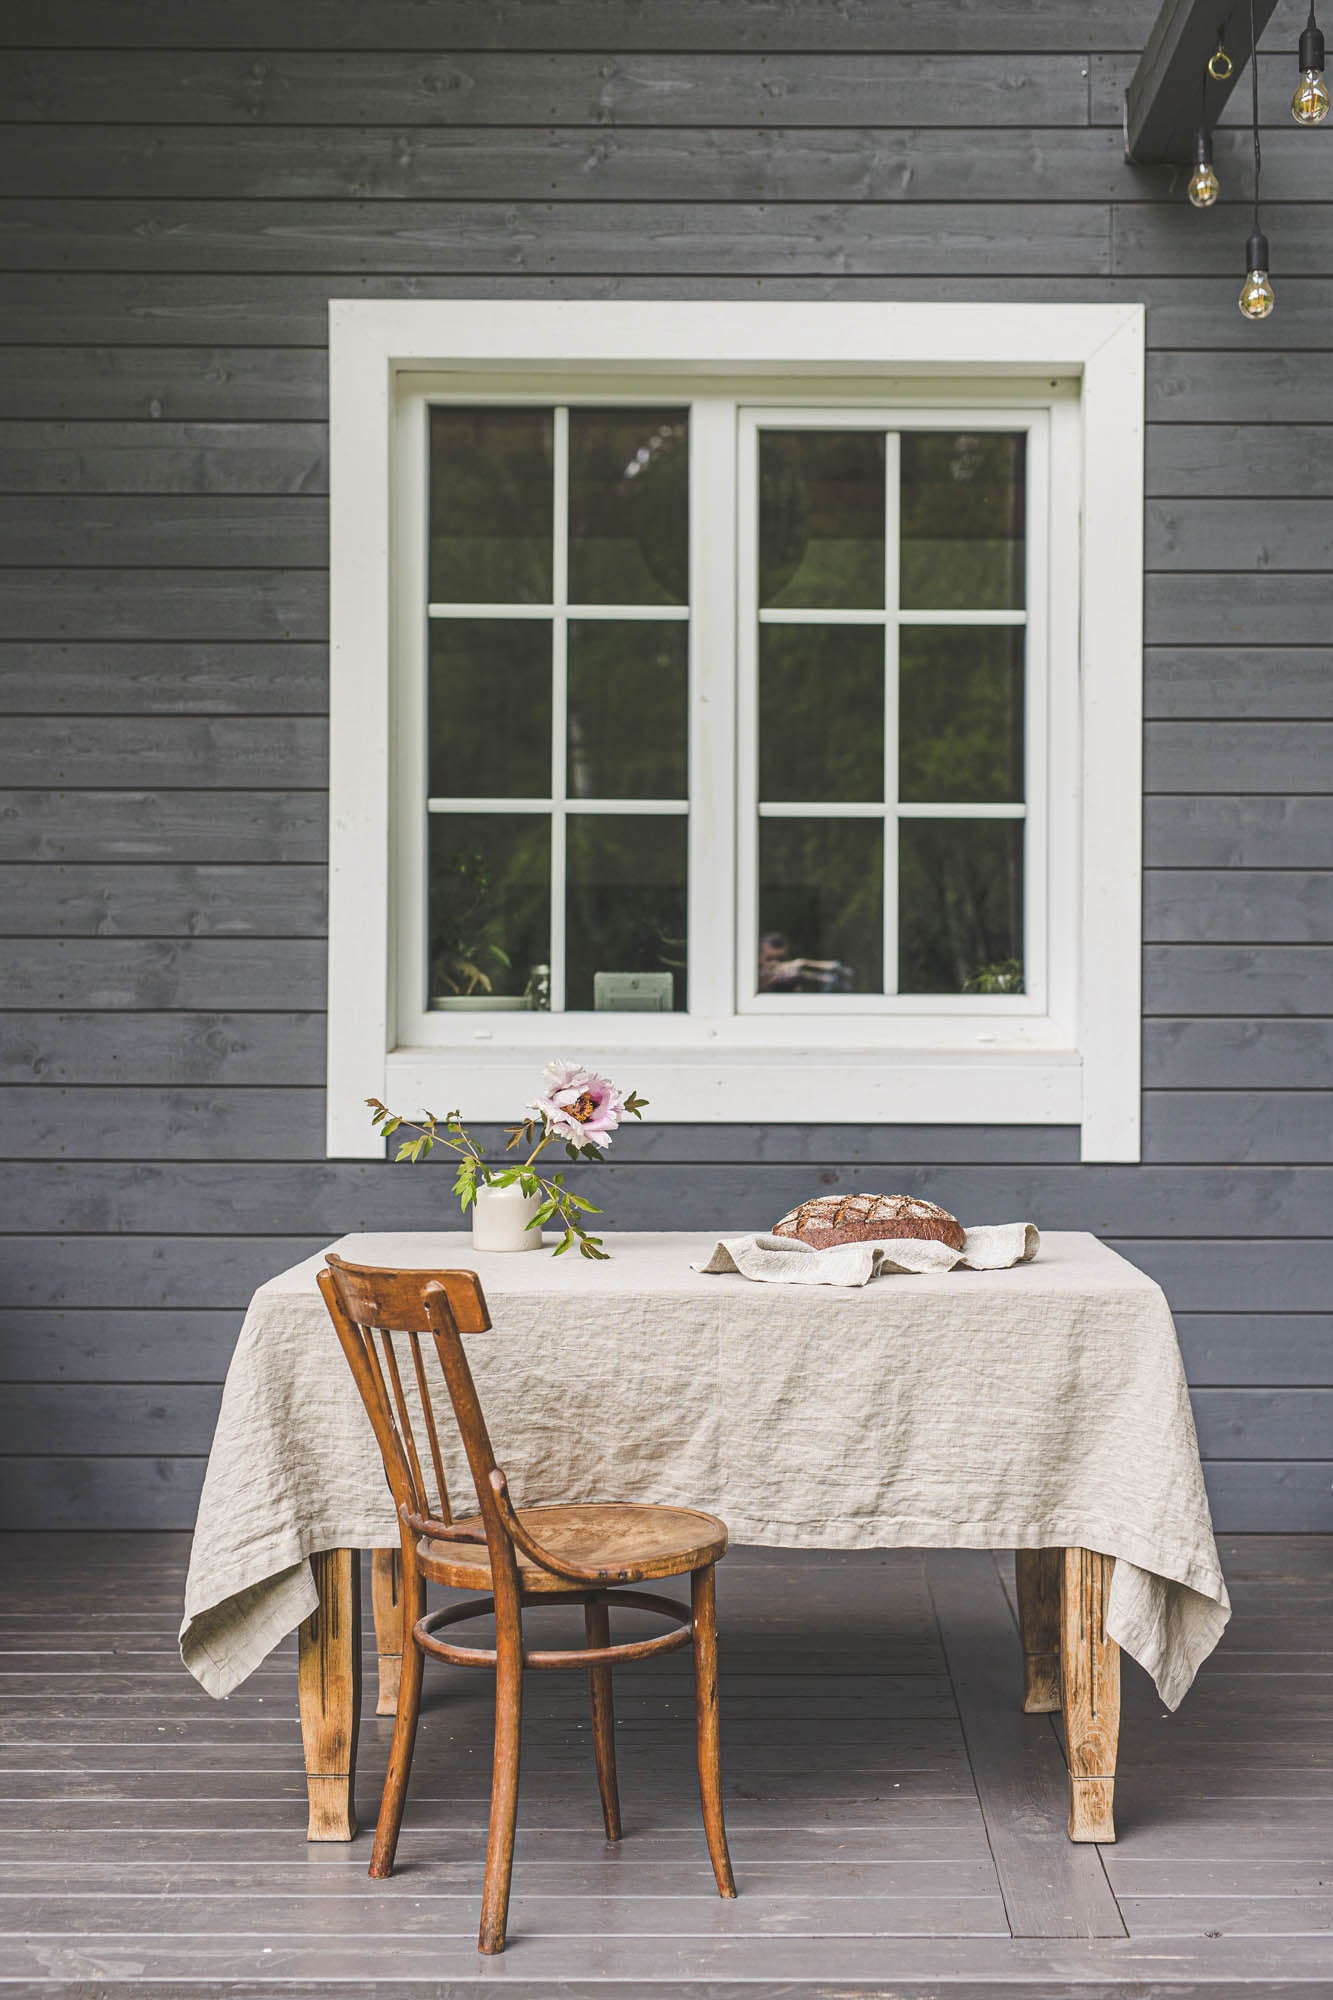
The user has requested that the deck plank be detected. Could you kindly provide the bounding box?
[1,1532,1330,1989]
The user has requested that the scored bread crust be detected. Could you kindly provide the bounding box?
[772,1192,965,1252]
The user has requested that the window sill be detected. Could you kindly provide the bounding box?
[376,1043,1082,1134]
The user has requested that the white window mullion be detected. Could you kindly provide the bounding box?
[427,602,691,621]
[733,409,761,1009]
[549,405,570,1013]
[690,396,739,1019]
[882,431,901,999]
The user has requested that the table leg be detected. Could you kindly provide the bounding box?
[371,1546,405,1716]
[298,1547,361,1841]
[1061,1546,1120,1843]
[1015,1548,1062,1712]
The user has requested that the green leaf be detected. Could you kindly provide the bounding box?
[553,1229,575,1256]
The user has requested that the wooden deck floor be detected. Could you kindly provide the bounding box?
[0,1534,1329,1995]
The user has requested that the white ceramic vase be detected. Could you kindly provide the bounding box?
[470,1181,543,1253]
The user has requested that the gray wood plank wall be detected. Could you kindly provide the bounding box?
[0,0,1329,1532]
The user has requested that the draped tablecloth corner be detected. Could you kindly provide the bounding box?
[180,1230,1229,1710]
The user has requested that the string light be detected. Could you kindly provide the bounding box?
[1240,0,1276,317]
[1188,130,1220,205]
[1189,66,1220,205]
[1292,7,1330,123]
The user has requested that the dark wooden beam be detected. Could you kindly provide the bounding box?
[1125,0,1282,164]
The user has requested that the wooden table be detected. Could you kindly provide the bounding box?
[298,1540,1120,1845]
[182,1229,1220,1853]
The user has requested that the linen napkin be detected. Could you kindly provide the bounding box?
[696,1223,1039,1287]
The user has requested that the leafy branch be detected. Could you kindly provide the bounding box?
[366,1088,647,1259]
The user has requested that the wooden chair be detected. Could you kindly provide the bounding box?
[318,1254,737,1954]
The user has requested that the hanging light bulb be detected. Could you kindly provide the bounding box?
[1239,0,1276,318]
[1239,229,1276,318]
[1188,129,1220,205]
[1292,8,1330,121]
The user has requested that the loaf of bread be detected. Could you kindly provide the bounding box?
[772,1192,965,1251]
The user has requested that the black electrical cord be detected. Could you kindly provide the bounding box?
[1251,0,1263,236]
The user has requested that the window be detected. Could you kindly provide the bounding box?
[329,304,1144,1160]
[741,413,1032,1011]
[422,402,693,1019]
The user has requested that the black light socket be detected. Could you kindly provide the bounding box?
[1299,11,1325,71]
[1245,228,1271,273]
[1194,128,1215,165]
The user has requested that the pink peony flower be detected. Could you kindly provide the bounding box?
[527,1060,625,1148]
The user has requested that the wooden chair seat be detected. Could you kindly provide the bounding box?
[418,1501,728,1593]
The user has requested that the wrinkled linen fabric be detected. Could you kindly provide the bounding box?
[697,1222,1039,1284]
[180,1230,1228,1711]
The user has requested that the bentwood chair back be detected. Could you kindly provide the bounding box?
[318,1253,736,1954]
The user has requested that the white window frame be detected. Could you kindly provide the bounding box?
[328,301,1144,1162]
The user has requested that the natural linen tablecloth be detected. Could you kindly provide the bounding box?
[181,1229,1228,1711]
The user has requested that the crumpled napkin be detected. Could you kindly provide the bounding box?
[696,1223,1039,1288]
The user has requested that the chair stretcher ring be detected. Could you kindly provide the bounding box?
[413,1588,693,1670]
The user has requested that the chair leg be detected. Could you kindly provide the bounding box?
[690,1564,737,1899]
[369,1566,425,1880]
[478,1626,524,1954]
[585,1595,623,1841]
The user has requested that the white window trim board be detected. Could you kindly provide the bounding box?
[327,300,1144,1164]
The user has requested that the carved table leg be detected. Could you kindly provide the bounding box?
[298,1547,361,1841]
[371,1546,404,1717]
[1015,1548,1063,1712]
[1061,1546,1120,1843]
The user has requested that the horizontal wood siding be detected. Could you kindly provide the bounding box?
[0,0,1328,1531]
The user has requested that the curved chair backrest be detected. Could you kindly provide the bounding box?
[318,1255,501,1550]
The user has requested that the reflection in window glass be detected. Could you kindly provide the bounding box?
[567,621,688,801]
[429,406,553,605]
[899,432,1025,610]
[899,627,1024,805]
[899,819,1023,995]
[566,814,688,1012]
[759,625,884,804]
[568,409,689,606]
[758,818,883,995]
[759,430,885,610]
[428,620,552,801]
[428,815,550,1006]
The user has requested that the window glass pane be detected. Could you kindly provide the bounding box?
[898,819,1023,995]
[568,409,688,606]
[565,814,687,1012]
[758,818,883,994]
[899,627,1024,805]
[428,620,551,800]
[759,624,883,804]
[899,431,1025,610]
[429,406,553,605]
[567,620,688,801]
[428,815,550,1007]
[759,430,885,610]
